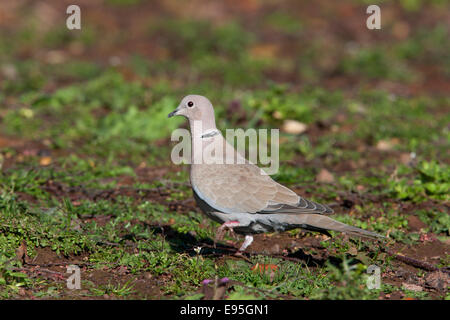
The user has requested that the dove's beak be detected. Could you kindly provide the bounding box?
[167,109,178,118]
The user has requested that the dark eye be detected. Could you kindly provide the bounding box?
[187,101,194,108]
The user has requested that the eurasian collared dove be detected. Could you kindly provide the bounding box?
[168,95,383,252]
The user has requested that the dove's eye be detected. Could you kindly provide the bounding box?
[187,101,194,108]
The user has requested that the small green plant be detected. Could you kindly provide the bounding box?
[417,210,450,235]
[0,257,32,297]
[90,280,136,297]
[309,256,380,300]
[389,161,449,202]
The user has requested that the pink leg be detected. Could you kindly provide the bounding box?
[238,235,254,252]
[214,220,240,245]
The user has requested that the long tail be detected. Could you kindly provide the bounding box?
[279,214,384,239]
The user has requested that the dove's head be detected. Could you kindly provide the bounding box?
[168,95,217,131]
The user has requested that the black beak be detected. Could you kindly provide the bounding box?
[167,110,178,118]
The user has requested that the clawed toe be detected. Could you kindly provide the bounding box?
[214,230,225,243]
[233,250,252,263]
[228,229,237,239]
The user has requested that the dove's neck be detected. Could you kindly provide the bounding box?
[188,118,217,138]
[189,120,247,166]
[188,118,220,153]
[189,118,228,165]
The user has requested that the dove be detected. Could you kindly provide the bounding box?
[168,95,383,252]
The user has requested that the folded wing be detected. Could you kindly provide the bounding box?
[191,163,333,215]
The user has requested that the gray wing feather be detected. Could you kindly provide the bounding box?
[191,162,333,215]
[259,197,334,215]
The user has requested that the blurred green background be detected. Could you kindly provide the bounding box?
[1,0,448,161]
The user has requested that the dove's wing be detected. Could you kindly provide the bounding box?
[191,163,333,215]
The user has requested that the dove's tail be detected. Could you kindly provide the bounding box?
[282,214,384,239]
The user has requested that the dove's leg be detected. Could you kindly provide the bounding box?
[214,220,240,245]
[238,235,254,252]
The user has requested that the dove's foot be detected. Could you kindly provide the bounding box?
[232,235,254,262]
[214,220,240,248]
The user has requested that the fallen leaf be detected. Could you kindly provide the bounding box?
[1,64,17,80]
[425,271,449,291]
[281,120,307,134]
[399,152,412,164]
[272,111,283,120]
[316,168,335,183]
[39,156,52,166]
[251,263,278,274]
[46,50,66,64]
[402,282,423,292]
[249,44,279,59]
[347,246,358,256]
[16,240,29,263]
[376,138,399,151]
